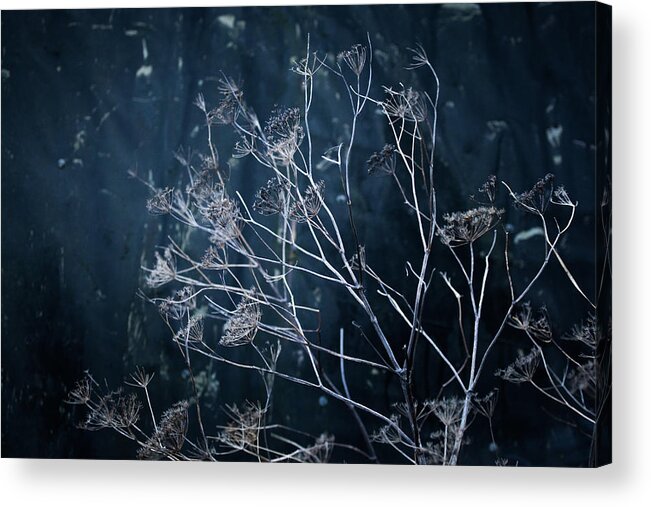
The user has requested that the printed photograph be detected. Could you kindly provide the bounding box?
[1,2,612,465]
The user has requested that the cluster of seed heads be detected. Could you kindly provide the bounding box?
[567,360,597,397]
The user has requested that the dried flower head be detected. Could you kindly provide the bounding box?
[200,245,225,270]
[478,175,497,203]
[430,397,464,426]
[158,286,196,320]
[174,314,204,345]
[290,56,311,77]
[437,207,504,246]
[83,390,141,431]
[563,314,598,349]
[126,366,155,389]
[289,181,325,222]
[233,135,255,159]
[208,97,238,125]
[253,178,290,216]
[204,198,241,236]
[338,44,367,76]
[138,400,189,459]
[290,54,323,78]
[145,248,176,288]
[193,92,207,112]
[220,297,261,347]
[218,401,264,449]
[495,348,541,384]
[264,107,304,165]
[567,360,597,397]
[552,185,574,207]
[512,173,555,214]
[371,414,404,445]
[146,187,174,215]
[192,182,242,244]
[382,86,427,122]
[471,389,499,419]
[367,144,397,176]
[66,375,94,405]
[509,303,552,343]
[158,400,189,450]
[201,77,243,126]
[198,153,218,173]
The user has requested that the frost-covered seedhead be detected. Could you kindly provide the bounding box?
[437,206,504,246]
[563,314,599,349]
[200,245,225,270]
[367,144,397,176]
[495,348,541,384]
[174,315,204,345]
[253,178,290,216]
[382,86,427,122]
[264,107,304,166]
[158,286,197,321]
[146,187,174,215]
[289,181,325,223]
[220,297,261,347]
[478,175,497,204]
[509,303,552,343]
[430,397,464,427]
[146,248,176,288]
[218,401,264,449]
[138,400,189,459]
[338,44,367,76]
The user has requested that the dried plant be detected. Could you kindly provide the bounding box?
[68,33,609,466]
[495,348,541,384]
[437,207,504,247]
[338,44,367,77]
[220,297,261,347]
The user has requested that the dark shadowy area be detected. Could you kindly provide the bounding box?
[1,3,610,464]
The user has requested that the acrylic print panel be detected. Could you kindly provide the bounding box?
[1,2,611,466]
